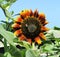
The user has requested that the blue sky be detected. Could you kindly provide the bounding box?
[0,0,60,28]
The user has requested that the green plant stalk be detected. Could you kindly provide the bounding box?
[0,4,8,53]
[4,18,9,52]
[4,39,8,52]
[6,17,9,22]
[0,4,14,21]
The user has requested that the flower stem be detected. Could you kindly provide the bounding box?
[4,39,8,52]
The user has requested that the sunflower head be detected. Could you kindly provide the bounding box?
[12,9,49,44]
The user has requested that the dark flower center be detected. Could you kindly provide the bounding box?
[21,17,41,39]
[28,24,37,33]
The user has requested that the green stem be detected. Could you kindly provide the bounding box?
[6,17,9,22]
[4,39,8,52]
[46,52,49,57]
[32,43,36,49]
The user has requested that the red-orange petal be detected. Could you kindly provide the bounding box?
[20,11,26,19]
[25,10,30,17]
[12,23,20,29]
[35,36,41,44]
[39,33,46,40]
[15,16,23,23]
[39,13,45,19]
[26,38,32,44]
[34,9,39,17]
[43,21,48,25]
[41,26,49,31]
[14,29,22,36]
[29,9,33,16]
[19,34,26,41]
[20,10,30,19]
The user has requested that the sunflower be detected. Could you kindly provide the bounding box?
[12,9,49,44]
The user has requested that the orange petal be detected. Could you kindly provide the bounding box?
[26,38,32,44]
[20,10,30,19]
[12,23,20,29]
[15,16,23,23]
[25,10,30,17]
[39,33,46,40]
[35,36,42,44]
[19,34,26,41]
[29,9,33,16]
[43,21,48,25]
[34,9,39,17]
[14,29,22,36]
[41,26,49,31]
[20,11,26,19]
[39,13,45,19]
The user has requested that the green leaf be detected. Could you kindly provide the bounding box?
[4,52,12,57]
[10,0,16,3]
[9,45,25,57]
[0,24,26,57]
[0,53,4,57]
[26,49,40,57]
[1,2,11,9]
[0,0,4,3]
[45,30,60,41]
[10,11,14,15]
[0,5,13,19]
[6,0,16,3]
[44,44,54,51]
[0,24,15,46]
[0,0,17,9]
[17,41,31,49]
[0,34,3,39]
[13,38,31,49]
[4,9,13,19]
[48,55,59,57]
[54,26,60,30]
[40,43,55,54]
